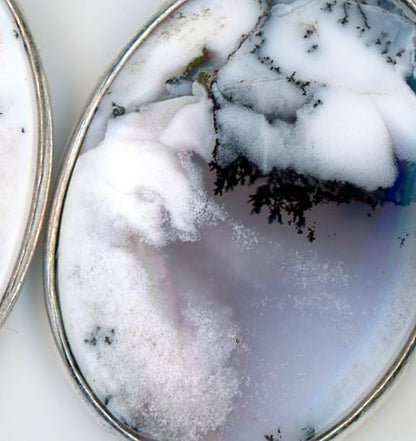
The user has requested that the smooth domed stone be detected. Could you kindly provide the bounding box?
[0,1,40,304]
[57,0,416,440]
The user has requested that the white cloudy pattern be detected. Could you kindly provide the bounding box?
[215,0,416,190]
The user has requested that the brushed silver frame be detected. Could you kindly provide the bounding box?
[0,0,52,327]
[44,0,416,440]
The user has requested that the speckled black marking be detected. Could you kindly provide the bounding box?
[307,227,316,242]
[286,71,297,82]
[104,329,115,345]
[264,427,282,441]
[303,28,314,39]
[356,1,371,30]
[381,40,391,55]
[396,48,405,58]
[166,76,182,85]
[258,55,282,74]
[301,425,316,440]
[112,102,125,118]
[84,326,117,347]
[283,71,311,95]
[339,2,351,25]
[224,2,272,65]
[307,44,319,53]
[386,55,397,65]
[322,0,338,12]
[13,29,19,39]
[398,231,409,248]
[84,335,97,346]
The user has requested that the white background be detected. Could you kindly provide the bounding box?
[0,0,415,440]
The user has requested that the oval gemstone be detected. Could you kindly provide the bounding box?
[0,0,50,321]
[55,1,416,440]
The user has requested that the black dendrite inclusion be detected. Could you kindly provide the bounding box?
[209,1,416,242]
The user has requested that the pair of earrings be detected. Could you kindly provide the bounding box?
[2,0,416,441]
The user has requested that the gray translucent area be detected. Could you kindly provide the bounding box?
[156,166,416,441]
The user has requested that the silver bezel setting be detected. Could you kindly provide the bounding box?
[0,0,52,327]
[44,1,416,440]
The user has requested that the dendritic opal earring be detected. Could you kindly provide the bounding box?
[46,1,415,441]
[0,0,51,325]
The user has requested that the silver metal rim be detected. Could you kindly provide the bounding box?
[0,0,53,327]
[44,0,416,440]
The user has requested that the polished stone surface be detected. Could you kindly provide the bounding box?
[0,0,38,301]
[57,1,416,440]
